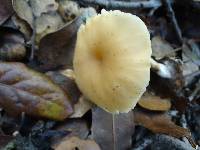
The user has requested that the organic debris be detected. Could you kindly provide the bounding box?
[0,0,200,150]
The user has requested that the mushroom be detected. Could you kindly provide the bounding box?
[73,10,152,113]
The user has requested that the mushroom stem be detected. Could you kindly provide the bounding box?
[112,114,116,150]
[150,58,172,78]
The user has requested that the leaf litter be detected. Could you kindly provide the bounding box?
[0,0,200,150]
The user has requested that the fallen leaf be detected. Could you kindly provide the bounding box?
[70,96,93,118]
[0,0,14,25]
[58,0,82,22]
[0,62,73,120]
[151,36,175,60]
[150,134,196,150]
[35,12,64,43]
[37,8,97,70]
[134,109,196,147]
[46,71,81,104]
[12,0,34,28]
[91,107,134,150]
[29,0,58,17]
[12,0,64,44]
[54,136,101,150]
[0,27,26,61]
[0,135,14,148]
[52,118,89,145]
[138,92,171,111]
[12,15,32,41]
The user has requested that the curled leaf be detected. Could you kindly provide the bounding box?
[70,96,93,118]
[134,109,196,147]
[37,8,97,70]
[12,0,34,28]
[0,62,73,120]
[46,71,81,104]
[138,92,171,111]
[0,27,26,61]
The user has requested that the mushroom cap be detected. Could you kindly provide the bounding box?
[73,10,152,113]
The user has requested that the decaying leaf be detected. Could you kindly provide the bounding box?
[46,71,81,104]
[0,62,73,120]
[35,12,64,43]
[0,0,14,25]
[58,0,82,22]
[53,119,89,142]
[91,107,134,150]
[150,134,196,150]
[182,41,200,66]
[29,0,58,17]
[150,58,184,99]
[70,96,93,118]
[134,109,196,147]
[12,0,64,43]
[12,0,34,28]
[0,27,26,61]
[151,36,176,60]
[12,15,32,41]
[0,135,14,148]
[138,92,171,111]
[54,136,101,150]
[37,8,97,70]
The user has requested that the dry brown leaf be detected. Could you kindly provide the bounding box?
[91,107,134,150]
[12,15,32,41]
[134,109,196,147]
[151,36,175,60]
[0,135,14,149]
[0,0,14,25]
[138,92,171,111]
[0,62,73,120]
[46,71,81,104]
[54,119,89,140]
[35,12,64,43]
[37,8,96,70]
[12,0,64,44]
[54,136,101,150]
[12,0,34,28]
[70,96,93,118]
[58,0,82,22]
[29,0,58,17]
[0,27,26,61]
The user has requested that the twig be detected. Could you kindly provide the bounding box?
[164,0,183,43]
[29,18,36,61]
[74,0,162,9]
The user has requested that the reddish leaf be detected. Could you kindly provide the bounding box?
[0,0,14,25]
[37,8,96,70]
[134,109,196,147]
[91,107,134,150]
[0,62,73,120]
[0,27,26,61]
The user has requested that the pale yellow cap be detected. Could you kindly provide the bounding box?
[73,10,152,113]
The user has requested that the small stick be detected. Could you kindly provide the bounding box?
[29,18,36,61]
[74,0,162,9]
[164,0,183,43]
